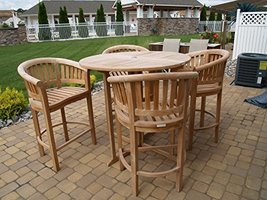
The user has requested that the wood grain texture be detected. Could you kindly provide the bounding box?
[17,57,96,171]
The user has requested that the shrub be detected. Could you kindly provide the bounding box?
[58,6,71,39]
[200,5,207,21]
[90,75,96,86]
[201,31,220,43]
[95,4,107,36]
[38,2,51,40]
[0,88,27,120]
[78,8,89,38]
[115,1,124,36]
[2,23,9,28]
[209,12,216,21]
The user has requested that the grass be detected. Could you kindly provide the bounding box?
[0,34,199,94]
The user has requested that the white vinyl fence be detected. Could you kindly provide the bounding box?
[198,21,231,33]
[233,10,267,59]
[26,22,137,42]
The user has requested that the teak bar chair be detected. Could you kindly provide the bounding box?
[185,49,230,150]
[162,38,181,52]
[188,39,209,53]
[17,58,96,171]
[108,72,198,196]
[102,44,149,54]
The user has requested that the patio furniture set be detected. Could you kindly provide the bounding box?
[17,42,229,196]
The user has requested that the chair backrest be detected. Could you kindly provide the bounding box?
[107,72,198,125]
[17,58,87,101]
[188,39,209,53]
[186,49,230,86]
[102,45,149,54]
[162,39,181,52]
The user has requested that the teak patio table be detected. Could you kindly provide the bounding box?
[79,51,191,166]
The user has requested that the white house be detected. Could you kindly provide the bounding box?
[21,1,116,27]
[21,0,202,27]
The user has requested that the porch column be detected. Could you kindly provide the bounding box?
[89,14,93,25]
[105,14,109,23]
[185,8,191,18]
[137,5,144,18]
[51,15,55,26]
[124,10,130,24]
[160,10,164,18]
[147,6,154,18]
[72,14,76,25]
[194,8,200,18]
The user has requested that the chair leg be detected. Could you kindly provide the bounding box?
[169,129,176,159]
[188,94,196,151]
[61,108,69,141]
[43,110,60,172]
[176,126,185,192]
[200,96,206,127]
[86,96,96,145]
[130,129,139,196]
[215,92,222,143]
[116,118,125,171]
[31,108,45,157]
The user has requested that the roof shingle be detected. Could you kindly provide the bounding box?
[22,0,115,16]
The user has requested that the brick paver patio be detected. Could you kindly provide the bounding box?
[0,77,266,200]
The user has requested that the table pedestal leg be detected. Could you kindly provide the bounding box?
[103,72,118,166]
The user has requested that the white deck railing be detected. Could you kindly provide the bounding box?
[26,22,138,42]
[198,21,232,33]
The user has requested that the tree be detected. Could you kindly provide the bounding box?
[200,5,207,21]
[95,4,107,36]
[216,13,222,21]
[58,6,71,39]
[38,2,51,40]
[209,11,216,21]
[78,8,88,37]
[115,1,124,36]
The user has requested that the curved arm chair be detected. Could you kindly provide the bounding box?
[188,39,209,53]
[17,58,96,171]
[185,49,230,150]
[102,44,149,54]
[108,72,198,196]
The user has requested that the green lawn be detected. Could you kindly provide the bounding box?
[0,34,199,94]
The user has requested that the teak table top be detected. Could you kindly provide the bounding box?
[79,51,190,72]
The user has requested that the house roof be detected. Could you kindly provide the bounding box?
[137,0,202,7]
[0,10,13,17]
[211,0,267,13]
[22,0,115,16]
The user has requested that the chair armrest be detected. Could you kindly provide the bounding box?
[17,65,44,88]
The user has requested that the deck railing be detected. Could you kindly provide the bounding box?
[26,22,138,42]
[198,21,232,33]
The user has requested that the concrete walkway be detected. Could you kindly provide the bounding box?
[0,77,266,200]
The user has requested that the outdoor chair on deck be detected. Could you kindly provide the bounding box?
[108,72,198,196]
[185,49,230,150]
[162,38,181,52]
[188,39,209,53]
[17,58,96,171]
[102,44,149,54]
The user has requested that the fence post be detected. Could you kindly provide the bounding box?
[233,9,241,59]
[221,20,227,49]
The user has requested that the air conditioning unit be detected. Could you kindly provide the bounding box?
[235,53,267,88]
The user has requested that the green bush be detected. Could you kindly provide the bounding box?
[115,1,124,36]
[78,8,89,38]
[95,4,107,36]
[38,2,51,40]
[0,88,27,120]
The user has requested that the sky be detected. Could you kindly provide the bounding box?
[0,0,235,10]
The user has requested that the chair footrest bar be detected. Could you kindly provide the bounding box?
[137,166,179,177]
[194,123,218,131]
[119,148,132,172]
